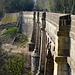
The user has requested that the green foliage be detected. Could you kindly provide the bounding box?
[37,0,74,14]
[1,26,29,46]
[37,0,49,11]
[2,13,19,24]
[2,27,18,36]
[3,24,10,29]
[71,0,75,14]
[19,33,29,42]
[0,0,34,17]
[6,53,26,75]
[26,72,32,75]
[0,38,8,75]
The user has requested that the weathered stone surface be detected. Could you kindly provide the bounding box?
[59,26,70,31]
[56,36,70,56]
[37,12,46,75]
[68,57,75,75]
[46,49,54,75]
[57,31,69,36]
[31,11,40,75]
[70,32,75,40]
[32,11,36,43]
[22,12,33,41]
[71,20,75,26]
[24,12,75,75]
[71,25,75,33]
[67,37,75,75]
[27,42,35,51]
[31,50,40,75]
[55,56,67,64]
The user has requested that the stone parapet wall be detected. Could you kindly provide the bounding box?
[22,11,75,75]
[67,15,75,75]
[23,11,33,15]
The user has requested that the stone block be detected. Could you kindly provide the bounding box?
[70,32,75,40]
[59,26,70,31]
[27,42,35,51]
[71,20,75,26]
[31,51,40,75]
[57,36,70,56]
[55,56,67,64]
[71,26,75,33]
[57,31,69,36]
[58,49,69,56]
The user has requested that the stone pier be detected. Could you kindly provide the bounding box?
[32,11,36,43]
[31,11,40,75]
[37,12,46,75]
[54,15,71,75]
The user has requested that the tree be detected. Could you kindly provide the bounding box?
[37,0,75,14]
[37,0,49,11]
[71,0,75,14]
[0,0,34,18]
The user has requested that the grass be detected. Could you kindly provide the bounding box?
[1,25,29,46]
[2,27,18,36]
[4,25,9,29]
[2,27,29,46]
[2,13,19,24]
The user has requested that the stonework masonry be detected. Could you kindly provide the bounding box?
[67,15,75,75]
[23,11,75,75]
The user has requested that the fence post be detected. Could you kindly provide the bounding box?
[31,11,40,75]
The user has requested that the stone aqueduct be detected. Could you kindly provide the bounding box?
[22,11,75,75]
